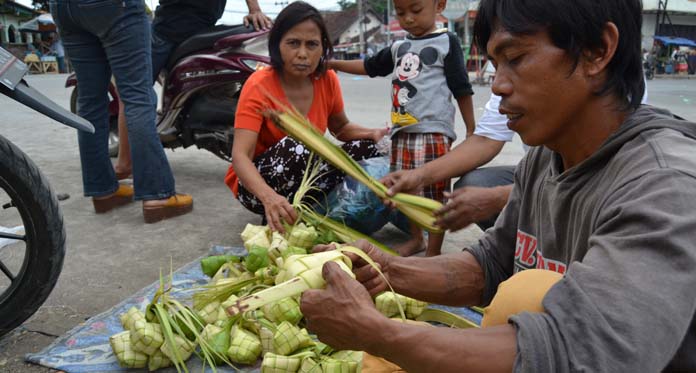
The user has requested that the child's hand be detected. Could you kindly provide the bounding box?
[381,169,426,197]
[371,127,388,143]
[327,59,337,70]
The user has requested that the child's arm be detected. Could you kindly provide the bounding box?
[328,59,368,75]
[443,33,476,137]
[457,95,476,137]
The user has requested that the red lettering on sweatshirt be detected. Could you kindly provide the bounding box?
[536,253,567,274]
[514,230,567,275]
[515,230,538,267]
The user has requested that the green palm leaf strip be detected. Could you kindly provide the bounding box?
[264,95,443,233]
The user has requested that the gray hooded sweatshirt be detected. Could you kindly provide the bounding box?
[466,106,696,372]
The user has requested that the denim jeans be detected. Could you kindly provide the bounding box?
[50,0,175,200]
[453,165,516,231]
[150,29,176,83]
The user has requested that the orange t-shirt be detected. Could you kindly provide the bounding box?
[224,68,345,196]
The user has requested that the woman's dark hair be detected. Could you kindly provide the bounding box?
[268,1,333,76]
[473,0,645,110]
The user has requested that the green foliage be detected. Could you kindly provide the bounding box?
[31,0,49,11]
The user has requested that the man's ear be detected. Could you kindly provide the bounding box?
[584,22,619,77]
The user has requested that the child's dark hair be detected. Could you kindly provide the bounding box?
[473,0,644,110]
[268,1,333,76]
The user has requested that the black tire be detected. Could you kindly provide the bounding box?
[70,87,119,158]
[0,135,65,337]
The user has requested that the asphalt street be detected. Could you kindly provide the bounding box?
[0,72,694,372]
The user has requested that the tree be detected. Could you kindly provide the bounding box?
[338,0,387,18]
[337,0,354,10]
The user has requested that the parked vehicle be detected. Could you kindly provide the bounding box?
[66,24,270,161]
[644,60,655,80]
[0,46,93,337]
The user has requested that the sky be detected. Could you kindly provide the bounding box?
[15,0,343,24]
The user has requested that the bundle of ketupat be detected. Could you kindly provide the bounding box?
[263,98,444,233]
[109,203,475,371]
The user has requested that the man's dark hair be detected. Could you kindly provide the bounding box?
[473,0,645,110]
[268,1,333,76]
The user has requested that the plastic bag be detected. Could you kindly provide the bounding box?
[318,157,408,235]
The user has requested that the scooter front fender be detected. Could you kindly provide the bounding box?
[1,80,94,133]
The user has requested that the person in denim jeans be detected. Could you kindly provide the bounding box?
[50,0,193,223]
[112,0,272,179]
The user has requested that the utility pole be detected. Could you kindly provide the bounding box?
[386,0,391,45]
[463,0,471,46]
[654,0,676,37]
[357,0,365,55]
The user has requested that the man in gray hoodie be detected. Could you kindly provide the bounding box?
[299,0,696,371]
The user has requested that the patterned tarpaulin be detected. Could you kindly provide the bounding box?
[25,246,482,372]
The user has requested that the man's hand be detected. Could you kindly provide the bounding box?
[260,191,297,233]
[435,186,509,232]
[300,261,387,351]
[347,240,394,296]
[244,10,273,30]
[312,240,393,296]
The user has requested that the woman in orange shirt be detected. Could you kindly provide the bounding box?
[226,1,386,232]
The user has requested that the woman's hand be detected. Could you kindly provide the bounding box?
[261,191,298,233]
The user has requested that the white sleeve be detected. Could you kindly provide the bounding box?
[474,93,516,142]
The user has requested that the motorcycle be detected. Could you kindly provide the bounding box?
[0,46,93,337]
[644,59,655,80]
[65,24,270,161]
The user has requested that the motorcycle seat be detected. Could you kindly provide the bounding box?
[166,24,253,70]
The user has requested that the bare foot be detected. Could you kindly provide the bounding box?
[394,237,426,257]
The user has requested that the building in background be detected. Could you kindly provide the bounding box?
[323,6,383,59]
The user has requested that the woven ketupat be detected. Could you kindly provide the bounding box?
[273,321,311,356]
[198,300,222,324]
[405,297,428,319]
[299,357,320,373]
[281,246,308,260]
[259,325,276,355]
[286,223,317,249]
[241,223,270,243]
[228,326,262,364]
[321,357,358,373]
[263,297,303,325]
[109,331,148,369]
[261,352,303,372]
[130,319,164,355]
[375,292,404,318]
[160,333,196,362]
[120,306,146,332]
[147,349,172,371]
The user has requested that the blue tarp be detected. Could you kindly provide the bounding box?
[653,35,696,47]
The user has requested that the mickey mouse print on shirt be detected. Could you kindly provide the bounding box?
[391,42,439,127]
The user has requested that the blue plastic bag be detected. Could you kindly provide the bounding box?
[318,157,409,235]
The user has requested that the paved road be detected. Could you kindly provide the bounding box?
[0,73,693,372]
